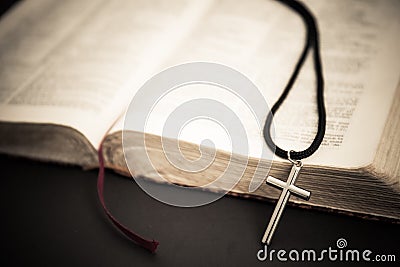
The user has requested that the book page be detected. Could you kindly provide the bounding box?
[151,0,400,168]
[1,0,398,168]
[0,0,213,148]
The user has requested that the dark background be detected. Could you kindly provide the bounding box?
[0,1,399,266]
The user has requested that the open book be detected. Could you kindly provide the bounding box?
[0,0,399,220]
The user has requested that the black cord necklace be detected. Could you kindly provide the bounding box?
[261,0,326,245]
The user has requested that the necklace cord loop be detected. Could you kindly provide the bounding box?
[263,0,326,161]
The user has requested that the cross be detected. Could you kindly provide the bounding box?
[262,163,311,245]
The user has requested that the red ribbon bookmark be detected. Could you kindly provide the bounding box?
[97,144,159,253]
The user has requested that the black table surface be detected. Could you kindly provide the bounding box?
[0,1,399,266]
[1,154,399,267]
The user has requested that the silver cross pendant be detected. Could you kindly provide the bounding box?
[262,156,311,245]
